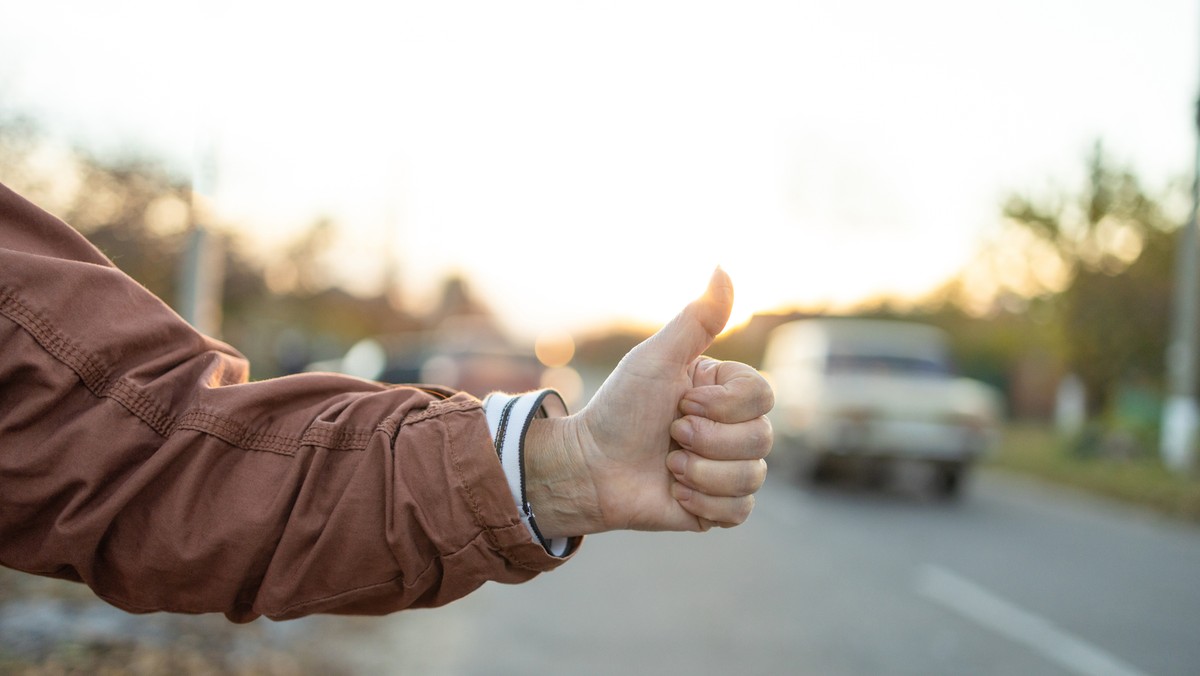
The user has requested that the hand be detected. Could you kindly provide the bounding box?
[525,268,774,536]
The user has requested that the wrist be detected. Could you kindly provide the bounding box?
[524,414,603,539]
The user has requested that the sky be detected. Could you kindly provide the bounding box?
[1,0,1197,340]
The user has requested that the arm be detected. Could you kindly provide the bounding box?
[0,182,774,621]
[0,183,564,622]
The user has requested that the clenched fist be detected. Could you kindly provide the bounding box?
[525,268,775,537]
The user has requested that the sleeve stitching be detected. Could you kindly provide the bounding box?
[1,285,387,454]
[174,410,380,456]
[0,285,111,394]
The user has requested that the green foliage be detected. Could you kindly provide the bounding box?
[1000,142,1182,416]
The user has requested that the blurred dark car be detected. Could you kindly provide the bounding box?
[308,330,544,399]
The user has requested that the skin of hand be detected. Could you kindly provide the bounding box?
[525,268,775,537]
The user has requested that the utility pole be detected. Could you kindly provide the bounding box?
[1162,93,1200,474]
[179,134,224,337]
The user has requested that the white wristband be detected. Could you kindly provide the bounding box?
[482,389,571,557]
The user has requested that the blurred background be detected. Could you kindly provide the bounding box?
[2,1,1200,674]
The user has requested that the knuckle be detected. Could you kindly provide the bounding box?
[731,495,755,524]
[738,461,765,493]
[758,383,776,414]
[749,417,773,454]
[750,459,768,490]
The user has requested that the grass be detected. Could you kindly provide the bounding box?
[987,423,1200,524]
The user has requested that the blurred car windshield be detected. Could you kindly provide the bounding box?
[824,353,951,376]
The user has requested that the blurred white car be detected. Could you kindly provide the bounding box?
[763,318,1002,497]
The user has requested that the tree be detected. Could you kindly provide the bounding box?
[1000,142,1181,416]
[0,107,420,378]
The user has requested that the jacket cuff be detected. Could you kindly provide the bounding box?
[482,389,575,557]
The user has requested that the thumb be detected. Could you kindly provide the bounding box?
[646,267,734,365]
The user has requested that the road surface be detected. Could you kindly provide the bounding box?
[3,468,1198,675]
[322,468,1200,676]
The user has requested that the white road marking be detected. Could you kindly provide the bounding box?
[915,564,1148,676]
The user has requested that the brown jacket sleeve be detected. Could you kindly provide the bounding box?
[0,182,569,622]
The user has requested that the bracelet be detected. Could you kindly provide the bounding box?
[482,389,571,556]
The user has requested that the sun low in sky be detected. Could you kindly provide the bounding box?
[1,0,1196,339]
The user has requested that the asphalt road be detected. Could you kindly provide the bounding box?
[4,466,1198,674]
[321,467,1200,676]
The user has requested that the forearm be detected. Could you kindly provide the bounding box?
[524,415,604,540]
[0,182,568,621]
[0,302,564,620]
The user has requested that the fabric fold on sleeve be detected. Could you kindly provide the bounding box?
[0,181,574,622]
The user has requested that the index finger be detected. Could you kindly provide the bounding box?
[680,361,774,423]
